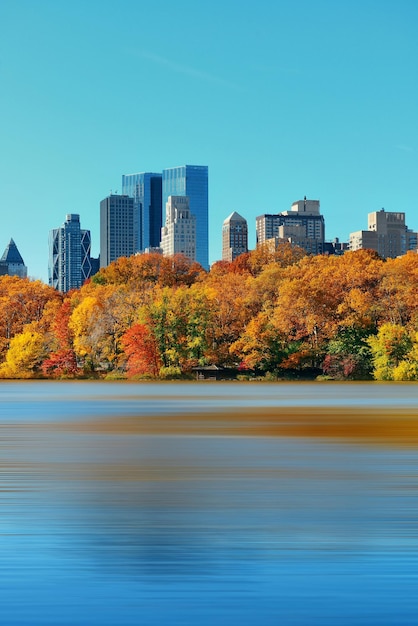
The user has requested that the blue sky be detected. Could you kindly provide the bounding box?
[1,0,417,281]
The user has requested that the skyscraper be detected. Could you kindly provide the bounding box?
[160,196,196,261]
[162,165,208,268]
[121,172,162,251]
[100,194,135,268]
[49,214,93,292]
[0,239,27,278]
[222,212,248,261]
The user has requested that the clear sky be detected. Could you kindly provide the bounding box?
[1,0,417,282]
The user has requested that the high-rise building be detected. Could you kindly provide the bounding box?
[222,212,248,262]
[49,214,93,292]
[121,172,162,252]
[349,209,418,257]
[256,197,325,255]
[0,239,27,278]
[162,165,208,268]
[100,194,135,268]
[160,196,196,261]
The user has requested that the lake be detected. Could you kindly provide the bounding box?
[1,381,418,625]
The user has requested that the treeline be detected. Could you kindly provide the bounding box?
[1,244,418,380]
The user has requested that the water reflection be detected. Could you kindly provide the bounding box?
[0,381,418,625]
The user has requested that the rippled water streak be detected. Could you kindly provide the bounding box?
[1,381,418,625]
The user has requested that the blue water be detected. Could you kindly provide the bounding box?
[0,381,418,625]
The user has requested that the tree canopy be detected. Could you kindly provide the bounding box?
[1,249,418,380]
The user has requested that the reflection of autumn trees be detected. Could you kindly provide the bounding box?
[1,249,418,379]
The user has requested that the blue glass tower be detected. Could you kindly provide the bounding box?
[121,172,162,252]
[162,165,208,269]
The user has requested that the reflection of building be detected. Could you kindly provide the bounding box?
[100,194,135,268]
[256,197,325,255]
[49,214,94,292]
[121,172,162,252]
[0,239,27,278]
[162,165,208,268]
[160,196,196,261]
[222,212,248,261]
[349,209,418,257]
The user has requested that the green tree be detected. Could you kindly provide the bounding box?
[323,327,374,379]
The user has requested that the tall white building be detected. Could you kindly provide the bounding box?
[160,196,196,261]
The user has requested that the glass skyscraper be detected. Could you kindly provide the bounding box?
[49,214,93,292]
[121,172,162,252]
[162,165,208,269]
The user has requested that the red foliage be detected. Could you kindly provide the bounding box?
[53,299,73,348]
[121,323,161,377]
[41,349,78,377]
[41,299,79,377]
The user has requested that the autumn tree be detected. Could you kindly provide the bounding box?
[0,328,47,378]
[392,331,418,380]
[121,323,161,378]
[367,323,413,380]
[247,242,307,276]
[0,276,59,360]
[322,327,374,379]
[230,310,292,373]
[201,272,254,365]
[378,252,418,327]
[41,299,78,377]
[142,284,213,375]
[271,250,384,369]
[92,253,204,289]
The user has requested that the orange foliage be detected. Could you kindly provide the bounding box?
[0,276,60,359]
[121,323,161,377]
[93,253,204,288]
[41,299,79,377]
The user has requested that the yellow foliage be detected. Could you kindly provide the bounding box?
[0,329,46,379]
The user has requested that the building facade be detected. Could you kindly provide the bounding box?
[256,197,325,254]
[121,172,162,252]
[222,212,248,261]
[49,214,93,292]
[160,196,196,261]
[100,194,135,268]
[162,165,208,268]
[349,209,418,257]
[0,239,27,278]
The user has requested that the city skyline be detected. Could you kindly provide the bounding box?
[1,1,417,281]
[3,187,418,283]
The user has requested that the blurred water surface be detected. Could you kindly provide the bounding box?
[1,381,418,625]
